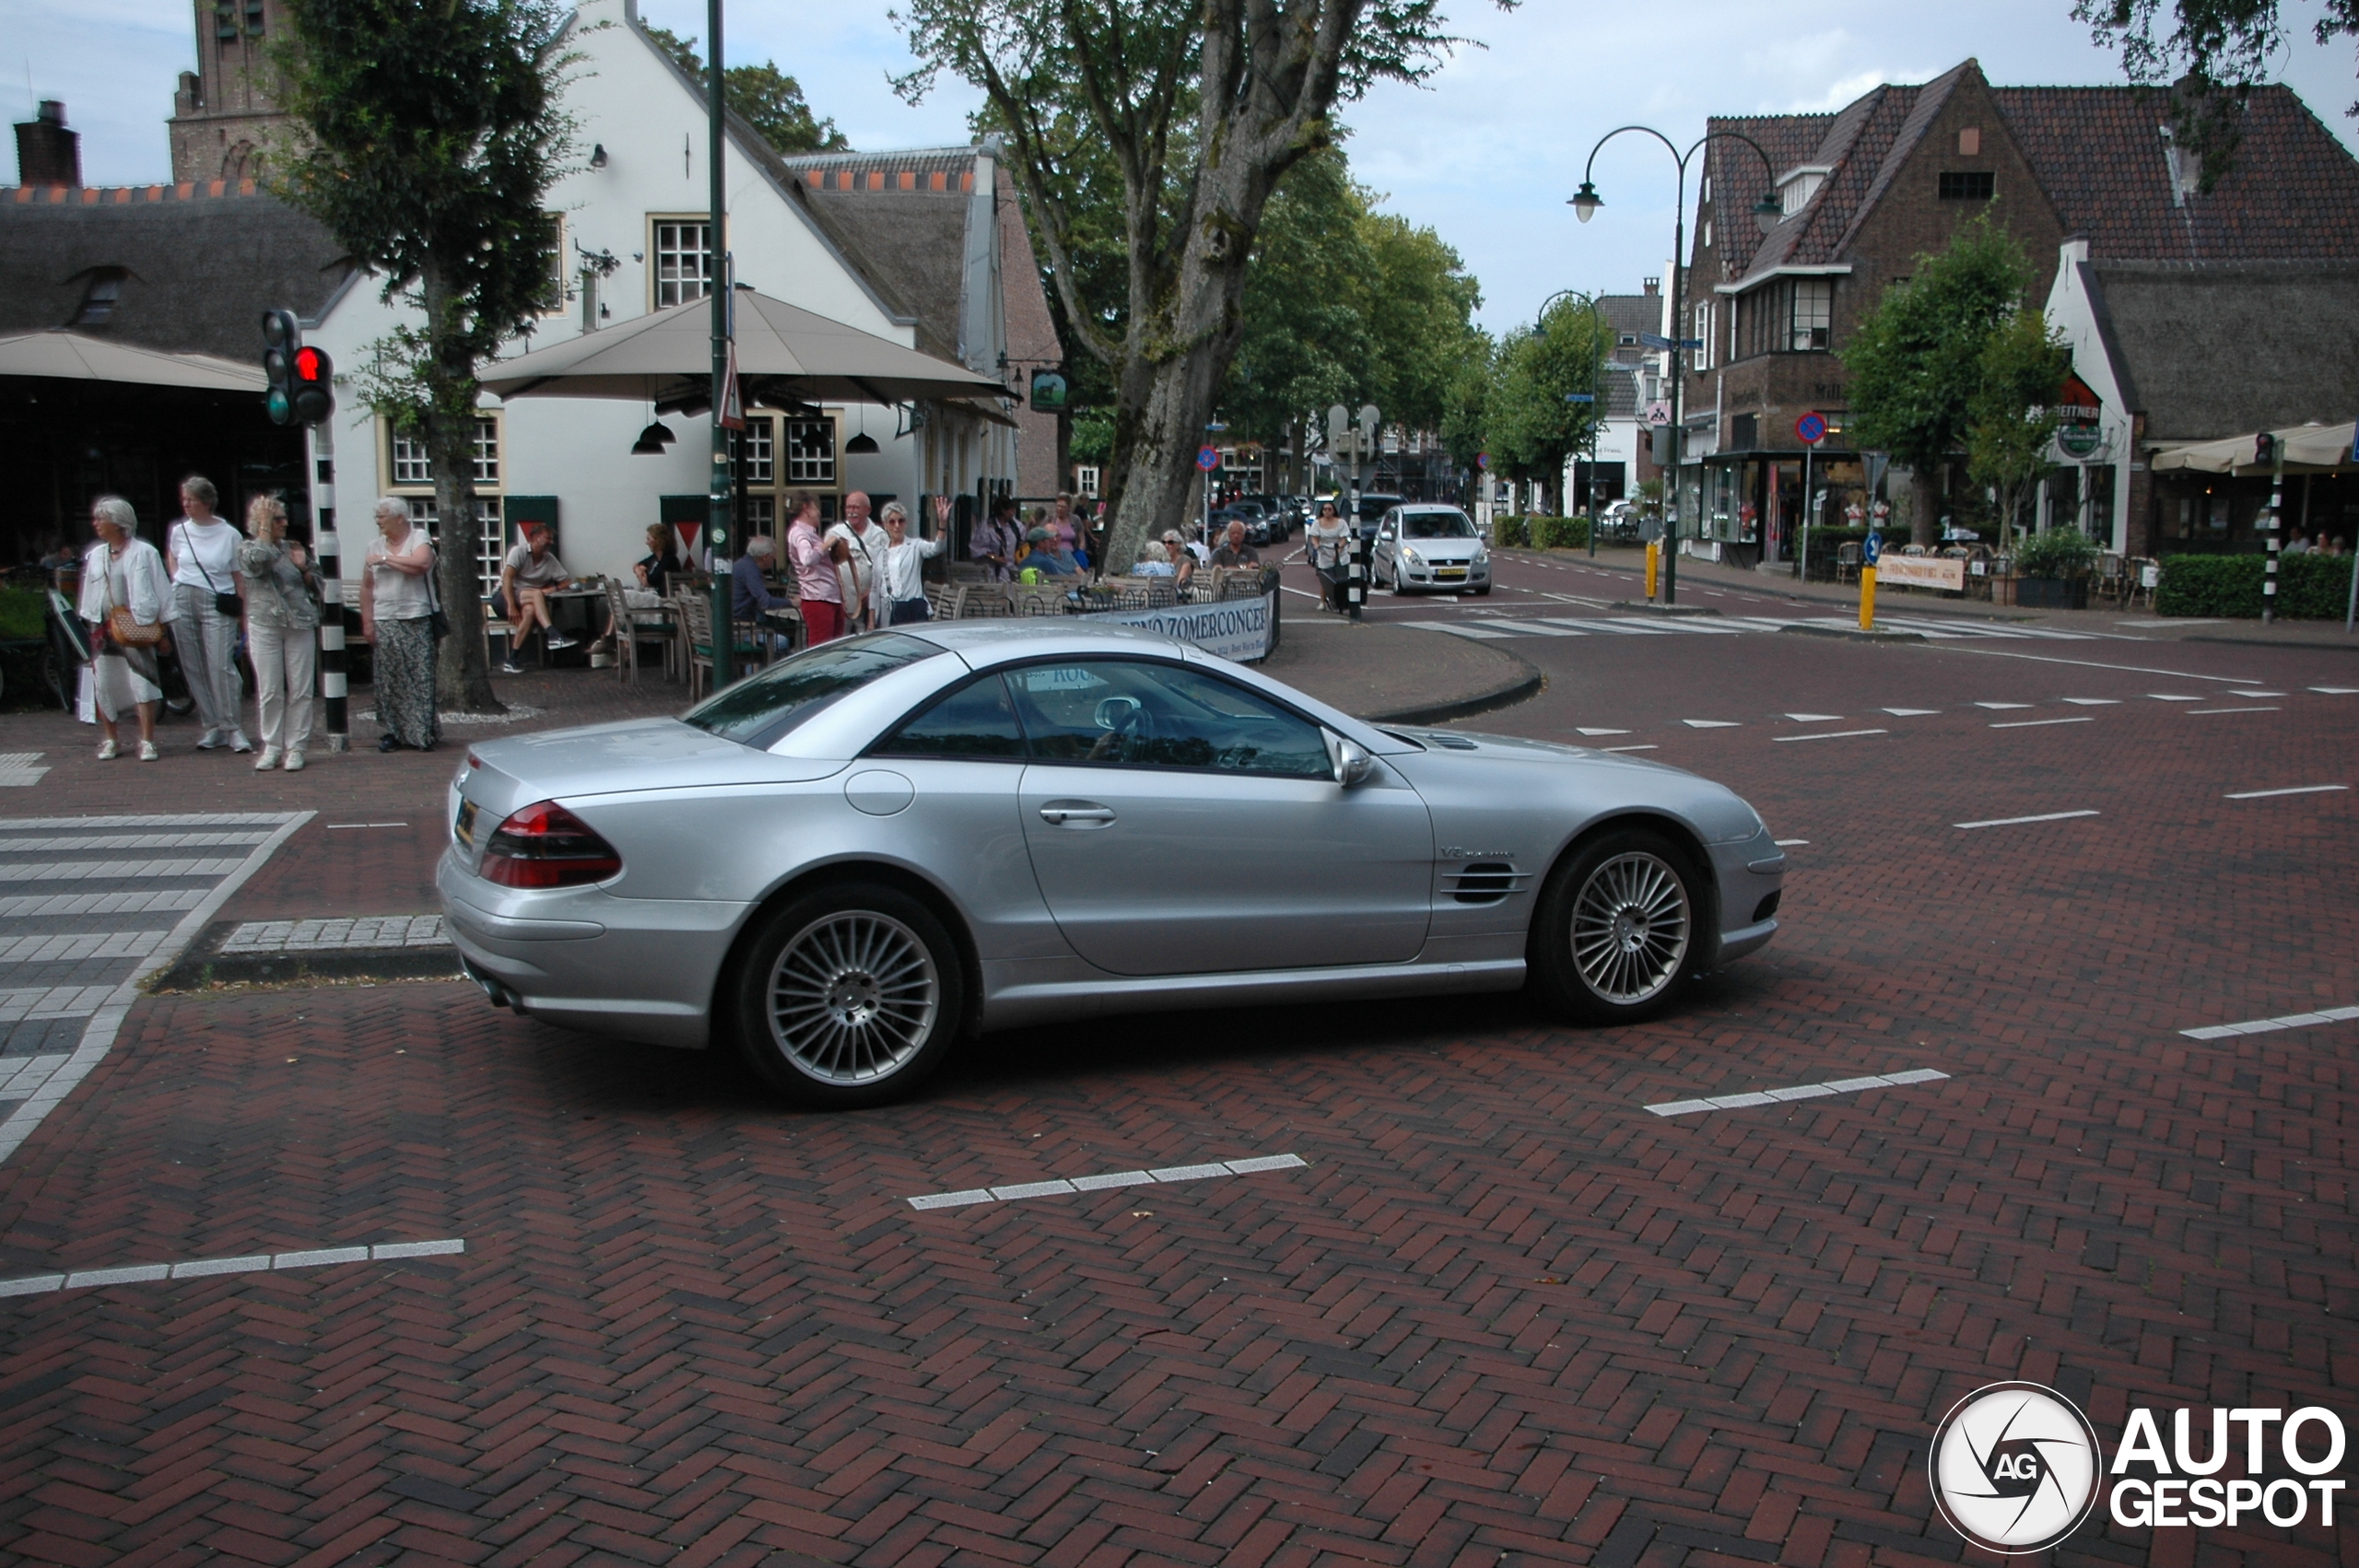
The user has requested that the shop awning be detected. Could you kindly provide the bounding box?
[2149,420,2357,474]
[0,330,264,392]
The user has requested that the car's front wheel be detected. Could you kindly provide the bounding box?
[733,882,965,1108]
[1527,828,1705,1024]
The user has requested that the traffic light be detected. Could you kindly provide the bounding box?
[2254,431,2277,466]
[290,344,334,427]
[260,308,298,426]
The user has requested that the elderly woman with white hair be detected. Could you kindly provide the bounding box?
[359,497,440,751]
[164,474,250,753]
[77,496,170,761]
[239,493,321,771]
[876,502,946,625]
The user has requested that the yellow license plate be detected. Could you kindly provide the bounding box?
[454,798,478,849]
[1437,568,1467,579]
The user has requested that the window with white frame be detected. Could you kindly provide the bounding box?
[741,418,774,485]
[652,218,713,308]
[386,418,499,485]
[537,212,567,314]
[391,432,432,486]
[783,417,836,484]
[743,495,776,535]
[1789,279,1832,351]
[404,496,508,600]
[1693,303,1714,370]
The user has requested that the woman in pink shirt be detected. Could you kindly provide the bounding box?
[785,492,850,643]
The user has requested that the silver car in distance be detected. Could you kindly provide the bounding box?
[439,622,1783,1108]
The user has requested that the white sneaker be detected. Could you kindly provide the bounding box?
[137,741,158,762]
[546,634,577,650]
[95,738,118,761]
[195,729,226,750]
[229,731,253,754]
[254,748,281,770]
[282,750,306,772]
[499,661,524,675]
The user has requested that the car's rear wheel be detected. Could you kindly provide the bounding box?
[733,882,964,1108]
[1527,828,1704,1024]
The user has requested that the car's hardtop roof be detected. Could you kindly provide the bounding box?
[1394,503,1471,514]
[903,618,1191,661]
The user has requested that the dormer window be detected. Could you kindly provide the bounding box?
[68,268,129,326]
[1777,166,1832,216]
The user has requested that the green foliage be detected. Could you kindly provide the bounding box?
[1439,337,1494,470]
[2156,552,2355,616]
[2072,0,2359,183]
[644,26,848,153]
[2013,527,2101,579]
[1068,406,1115,463]
[1523,515,1590,550]
[1482,296,1606,484]
[1842,213,2037,485]
[1359,209,1485,437]
[0,588,44,642]
[1966,309,2074,545]
[1489,513,1527,546]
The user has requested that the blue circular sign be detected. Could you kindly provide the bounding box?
[1196,445,1220,472]
[1864,532,1883,565]
[1796,411,1828,444]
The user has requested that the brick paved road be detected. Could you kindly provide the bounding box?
[0,616,2353,1567]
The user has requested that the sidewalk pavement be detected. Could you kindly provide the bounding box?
[1524,544,2359,649]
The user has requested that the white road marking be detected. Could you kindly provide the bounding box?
[1954,809,2101,830]
[2117,618,2220,627]
[324,823,411,831]
[1774,839,1809,846]
[907,1153,1308,1211]
[0,859,246,884]
[2060,697,2120,706]
[1937,648,2257,682]
[2149,694,2201,701]
[2181,1005,2359,1040]
[2224,784,2349,800]
[1647,1068,1949,1117]
[2312,687,2359,695]
[1682,719,1741,729]
[0,890,207,919]
[219,916,448,954]
[1882,708,1941,717]
[1973,701,2034,709]
[0,1238,465,1298]
[1399,620,1515,639]
[1990,716,2095,729]
[0,930,167,965]
[2189,706,2279,716]
[1478,619,1587,637]
[0,832,274,854]
[2231,691,2286,698]
[0,986,123,1023]
[1574,727,1629,736]
[0,1053,70,1103]
[1786,713,1844,722]
[0,813,291,829]
[1602,744,1658,753]
[1774,728,1888,743]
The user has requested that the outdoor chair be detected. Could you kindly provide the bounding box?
[678,593,764,702]
[604,579,676,684]
[2095,552,2128,605]
[1834,542,1863,584]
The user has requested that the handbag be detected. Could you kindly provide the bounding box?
[425,557,451,640]
[107,607,165,648]
[177,525,242,618]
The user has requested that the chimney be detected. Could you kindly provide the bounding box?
[1642,276,1661,296]
[15,100,80,187]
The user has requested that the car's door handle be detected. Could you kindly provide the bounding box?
[1039,804,1117,826]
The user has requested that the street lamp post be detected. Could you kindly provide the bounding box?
[1569,126,1781,605]
[705,0,737,689]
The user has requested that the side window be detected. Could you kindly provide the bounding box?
[872,673,1026,760]
[1005,661,1332,778]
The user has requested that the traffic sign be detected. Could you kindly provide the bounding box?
[1864,532,1883,566]
[1476,452,1489,470]
[1796,411,1827,445]
[1645,403,1671,426]
[1566,392,1595,404]
[1195,445,1220,472]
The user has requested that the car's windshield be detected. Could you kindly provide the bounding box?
[682,633,939,750]
[1402,511,1475,539]
[1356,496,1401,521]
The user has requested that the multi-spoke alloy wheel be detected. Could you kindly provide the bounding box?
[1529,830,1705,1024]
[734,884,964,1107]
[768,911,938,1082]
[1568,851,1691,1005]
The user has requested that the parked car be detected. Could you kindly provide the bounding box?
[440,622,1783,1107]
[1352,493,1404,539]
[1374,505,1492,595]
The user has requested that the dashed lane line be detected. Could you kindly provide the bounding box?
[1931,647,2259,683]
[1990,716,2095,729]
[2224,784,2348,800]
[2060,697,2120,706]
[908,1153,1309,1211]
[1602,744,1658,753]
[2181,1005,2359,1041]
[1774,728,1887,743]
[1682,719,1741,729]
[1883,708,1941,717]
[1954,809,2101,830]
[1774,838,1809,846]
[1648,1069,1950,1117]
[0,1238,465,1298]
[2189,706,2281,716]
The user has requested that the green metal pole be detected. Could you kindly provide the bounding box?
[706,0,734,688]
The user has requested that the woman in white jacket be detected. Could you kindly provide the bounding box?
[877,503,946,625]
[78,496,170,761]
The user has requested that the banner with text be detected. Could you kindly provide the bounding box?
[1875,556,1966,592]
[1079,590,1275,662]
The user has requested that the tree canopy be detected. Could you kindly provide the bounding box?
[1479,295,1605,490]
[644,26,850,154]
[1966,308,2075,544]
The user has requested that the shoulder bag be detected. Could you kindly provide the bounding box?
[179,525,242,619]
[424,545,451,639]
[97,546,164,648]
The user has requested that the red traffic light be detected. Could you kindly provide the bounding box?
[294,345,326,381]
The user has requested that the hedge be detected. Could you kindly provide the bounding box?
[0,589,43,642]
[1498,515,1590,550]
[2155,553,2354,618]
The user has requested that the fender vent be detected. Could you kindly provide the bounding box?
[1424,732,1478,750]
[1446,861,1529,905]
[1752,891,1781,923]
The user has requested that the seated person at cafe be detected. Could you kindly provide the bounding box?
[1022,526,1079,577]
[1209,519,1260,568]
[733,535,797,655]
[636,523,683,596]
[499,524,575,663]
[1132,540,1175,578]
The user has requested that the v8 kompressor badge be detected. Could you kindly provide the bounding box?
[1928,1382,2105,1554]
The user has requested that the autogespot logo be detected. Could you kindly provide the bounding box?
[1928,1383,2104,1554]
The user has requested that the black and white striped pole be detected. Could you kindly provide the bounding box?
[2259,431,2281,626]
[310,424,350,751]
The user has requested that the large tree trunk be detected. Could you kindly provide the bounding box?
[1909,465,1939,549]
[420,260,501,714]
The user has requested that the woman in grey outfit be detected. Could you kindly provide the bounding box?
[238,494,320,771]
[164,474,251,753]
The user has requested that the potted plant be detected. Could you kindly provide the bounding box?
[2009,528,2097,609]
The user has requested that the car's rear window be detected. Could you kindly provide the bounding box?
[682,633,939,750]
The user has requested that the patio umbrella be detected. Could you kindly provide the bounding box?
[481,288,1010,412]
[2149,420,2357,474]
[0,330,264,392]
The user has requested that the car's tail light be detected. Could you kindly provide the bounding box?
[480,800,620,888]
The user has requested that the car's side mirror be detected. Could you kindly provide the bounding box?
[1324,730,1373,787]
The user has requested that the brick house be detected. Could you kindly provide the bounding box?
[1682,59,2359,564]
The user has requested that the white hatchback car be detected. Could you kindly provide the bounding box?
[1375,506,1491,595]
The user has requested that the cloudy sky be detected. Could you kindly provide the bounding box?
[18,0,2358,331]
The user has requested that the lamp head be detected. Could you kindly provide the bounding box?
[1568,181,1602,223]
[1753,192,1783,235]
[629,421,676,455]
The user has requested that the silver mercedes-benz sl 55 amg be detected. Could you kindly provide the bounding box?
[440,621,1784,1107]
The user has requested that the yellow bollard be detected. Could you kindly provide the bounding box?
[1645,542,1660,601]
[1858,564,1877,631]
